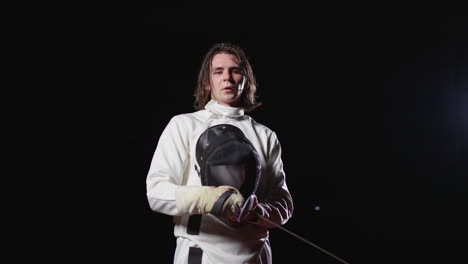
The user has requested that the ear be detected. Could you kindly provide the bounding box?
[202,80,210,91]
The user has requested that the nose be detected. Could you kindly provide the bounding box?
[222,71,233,82]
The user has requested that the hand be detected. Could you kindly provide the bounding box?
[175,185,244,216]
[217,187,245,224]
[237,194,266,223]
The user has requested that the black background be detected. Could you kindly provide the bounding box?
[47,3,468,263]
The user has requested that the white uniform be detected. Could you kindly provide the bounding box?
[146,100,293,263]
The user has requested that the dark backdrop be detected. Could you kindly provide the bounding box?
[59,4,467,263]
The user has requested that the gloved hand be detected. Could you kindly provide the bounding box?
[236,194,268,223]
[175,185,244,216]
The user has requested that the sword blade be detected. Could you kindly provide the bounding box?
[249,210,350,264]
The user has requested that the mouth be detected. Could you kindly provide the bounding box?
[222,86,236,91]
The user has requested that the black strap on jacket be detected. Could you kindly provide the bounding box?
[187,215,202,235]
[188,247,203,264]
[186,189,234,235]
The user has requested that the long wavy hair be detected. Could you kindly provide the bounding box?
[193,43,261,112]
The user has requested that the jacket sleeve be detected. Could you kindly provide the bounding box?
[252,131,294,228]
[146,116,190,216]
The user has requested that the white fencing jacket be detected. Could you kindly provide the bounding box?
[146,99,293,263]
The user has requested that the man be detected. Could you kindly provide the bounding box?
[146,43,293,263]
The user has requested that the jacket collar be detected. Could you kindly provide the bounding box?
[205,99,244,118]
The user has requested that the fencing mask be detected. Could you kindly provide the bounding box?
[195,124,261,200]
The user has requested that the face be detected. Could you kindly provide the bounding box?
[208,53,245,107]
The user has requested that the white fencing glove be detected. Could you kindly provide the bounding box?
[175,185,244,216]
